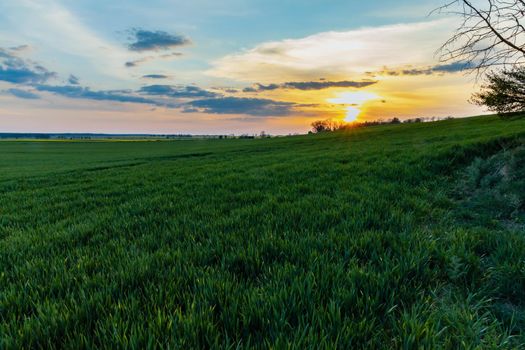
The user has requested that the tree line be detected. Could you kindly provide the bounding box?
[310,117,455,133]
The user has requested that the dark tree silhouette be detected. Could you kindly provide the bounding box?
[310,119,347,133]
[311,120,330,133]
[472,67,525,115]
[390,117,401,124]
[437,1,525,74]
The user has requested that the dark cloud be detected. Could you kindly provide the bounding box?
[128,29,190,52]
[184,97,294,116]
[244,80,377,92]
[0,66,54,84]
[432,62,471,73]
[242,87,258,93]
[212,87,240,93]
[142,74,169,79]
[125,61,139,68]
[253,83,280,91]
[139,85,219,98]
[6,88,40,99]
[68,74,80,85]
[374,62,471,77]
[13,76,298,117]
[0,48,55,84]
[30,83,222,110]
[400,68,433,76]
[36,85,159,105]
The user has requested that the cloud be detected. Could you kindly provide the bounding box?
[5,0,131,81]
[242,87,258,93]
[184,97,294,116]
[250,83,280,91]
[128,29,190,52]
[373,62,471,77]
[68,74,80,85]
[142,74,169,79]
[125,60,141,68]
[285,81,376,90]
[9,45,31,52]
[245,80,377,92]
[6,88,40,99]
[35,85,159,105]
[139,85,219,98]
[0,66,55,84]
[208,19,457,82]
[33,83,294,117]
[125,52,182,68]
[0,48,56,84]
[432,62,471,73]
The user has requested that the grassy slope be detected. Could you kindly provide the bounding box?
[1,115,525,348]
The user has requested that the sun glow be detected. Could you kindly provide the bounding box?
[327,91,380,123]
[327,91,379,105]
[344,106,360,122]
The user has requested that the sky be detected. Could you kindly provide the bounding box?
[0,0,485,134]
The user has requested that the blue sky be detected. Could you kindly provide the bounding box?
[0,0,483,134]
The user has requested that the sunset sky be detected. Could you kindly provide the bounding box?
[0,0,485,134]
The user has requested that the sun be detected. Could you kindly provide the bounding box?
[327,91,380,123]
[344,106,360,122]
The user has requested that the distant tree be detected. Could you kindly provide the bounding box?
[311,120,330,133]
[403,118,424,124]
[472,67,525,116]
[311,119,347,133]
[390,118,401,124]
[328,119,347,131]
[437,1,525,74]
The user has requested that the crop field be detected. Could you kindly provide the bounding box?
[1,115,525,348]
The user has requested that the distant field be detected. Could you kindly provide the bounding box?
[1,115,525,348]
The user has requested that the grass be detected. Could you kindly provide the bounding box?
[1,115,524,348]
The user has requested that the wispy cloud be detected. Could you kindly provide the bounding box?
[208,19,456,82]
[6,0,131,82]
[125,52,183,68]
[5,88,40,99]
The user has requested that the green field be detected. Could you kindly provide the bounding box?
[1,115,525,348]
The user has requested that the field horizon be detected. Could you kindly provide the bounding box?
[1,114,525,348]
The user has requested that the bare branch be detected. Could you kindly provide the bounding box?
[436,0,525,74]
